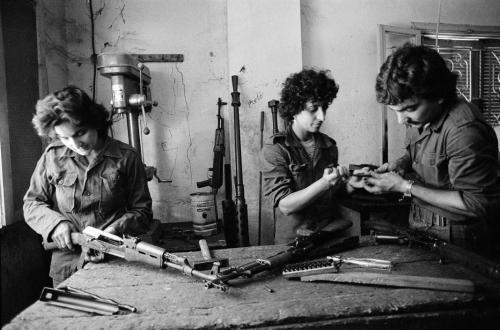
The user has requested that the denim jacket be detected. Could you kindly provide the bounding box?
[23,137,152,281]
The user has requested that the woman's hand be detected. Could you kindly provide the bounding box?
[322,165,349,190]
[84,226,120,263]
[364,171,407,194]
[51,221,77,250]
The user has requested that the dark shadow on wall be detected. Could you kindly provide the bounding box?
[1,218,52,326]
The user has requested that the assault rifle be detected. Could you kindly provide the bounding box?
[43,227,219,284]
[44,227,358,292]
[196,98,227,190]
[205,234,359,290]
[369,222,500,282]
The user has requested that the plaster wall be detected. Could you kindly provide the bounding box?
[227,0,302,243]
[301,0,500,166]
[57,0,229,223]
[36,0,500,243]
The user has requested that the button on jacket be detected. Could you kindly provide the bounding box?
[261,125,341,244]
[397,100,500,223]
[24,137,153,281]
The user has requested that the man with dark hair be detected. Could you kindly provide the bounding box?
[365,43,500,252]
[261,69,363,244]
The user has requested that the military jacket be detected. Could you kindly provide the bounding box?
[23,137,152,281]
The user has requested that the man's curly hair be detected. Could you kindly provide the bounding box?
[279,69,339,122]
[376,43,457,105]
[32,86,111,140]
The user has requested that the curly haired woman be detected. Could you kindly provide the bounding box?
[261,69,363,244]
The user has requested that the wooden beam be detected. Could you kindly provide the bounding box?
[301,271,475,293]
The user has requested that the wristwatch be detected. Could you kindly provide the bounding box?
[403,180,415,198]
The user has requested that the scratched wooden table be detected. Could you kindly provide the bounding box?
[5,238,500,329]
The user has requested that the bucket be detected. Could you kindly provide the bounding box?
[189,192,217,237]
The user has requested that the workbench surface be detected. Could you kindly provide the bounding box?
[5,239,500,329]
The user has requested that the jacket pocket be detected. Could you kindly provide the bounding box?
[289,163,308,190]
[416,152,448,186]
[51,172,78,212]
[99,171,124,214]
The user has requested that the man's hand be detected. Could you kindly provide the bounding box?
[51,221,77,250]
[347,167,372,190]
[364,171,407,194]
[375,162,406,177]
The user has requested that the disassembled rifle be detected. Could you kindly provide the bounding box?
[44,226,358,292]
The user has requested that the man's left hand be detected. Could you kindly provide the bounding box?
[363,171,407,194]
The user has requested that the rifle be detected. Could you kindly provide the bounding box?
[44,227,357,292]
[205,233,359,290]
[222,163,238,247]
[196,98,227,190]
[369,222,500,282]
[258,111,265,245]
[230,75,249,247]
[44,227,220,285]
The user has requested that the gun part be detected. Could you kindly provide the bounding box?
[40,287,121,315]
[283,255,392,279]
[192,239,229,271]
[268,99,279,134]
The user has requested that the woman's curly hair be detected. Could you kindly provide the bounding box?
[376,43,457,105]
[279,69,339,122]
[32,86,111,140]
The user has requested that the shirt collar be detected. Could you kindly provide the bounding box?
[428,104,451,132]
[58,137,122,160]
[284,125,333,149]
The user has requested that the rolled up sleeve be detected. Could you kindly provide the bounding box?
[23,154,67,241]
[447,122,500,218]
[261,144,294,208]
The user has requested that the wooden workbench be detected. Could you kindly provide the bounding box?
[5,239,500,329]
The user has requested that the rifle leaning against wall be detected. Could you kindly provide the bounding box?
[230,75,249,247]
[196,98,227,191]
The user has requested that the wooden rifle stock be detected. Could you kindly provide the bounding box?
[230,75,249,247]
